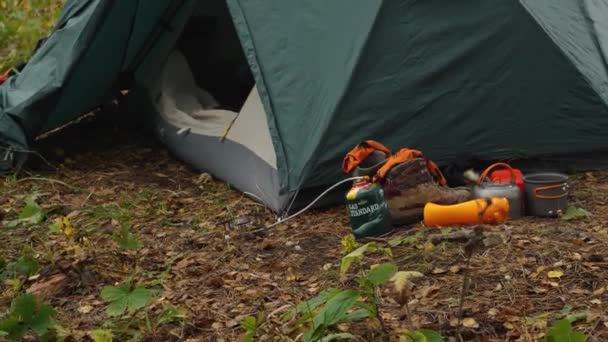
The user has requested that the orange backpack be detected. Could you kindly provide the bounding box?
[342,140,446,186]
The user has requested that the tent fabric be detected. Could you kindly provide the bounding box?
[2,0,608,213]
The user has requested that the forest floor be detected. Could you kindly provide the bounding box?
[2,112,608,342]
[0,0,65,73]
[3,1,608,342]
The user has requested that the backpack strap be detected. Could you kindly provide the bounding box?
[342,140,392,174]
[373,148,447,186]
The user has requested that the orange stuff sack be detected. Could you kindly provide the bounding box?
[342,140,392,174]
[374,148,447,186]
[423,197,510,227]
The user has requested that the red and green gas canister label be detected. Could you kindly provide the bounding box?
[346,177,392,239]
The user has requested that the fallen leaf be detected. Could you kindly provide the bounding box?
[78,305,94,314]
[549,282,560,288]
[572,253,582,261]
[562,206,592,221]
[569,288,591,295]
[432,268,447,274]
[450,265,461,273]
[419,285,440,299]
[504,322,515,330]
[463,318,479,328]
[593,287,605,295]
[449,317,479,328]
[590,299,602,305]
[488,308,498,316]
[26,273,68,300]
[391,271,424,305]
[226,320,239,328]
[548,271,563,279]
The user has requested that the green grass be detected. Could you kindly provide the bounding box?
[0,0,65,72]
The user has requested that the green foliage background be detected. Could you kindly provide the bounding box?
[0,0,65,72]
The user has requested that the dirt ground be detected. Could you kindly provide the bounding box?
[2,113,608,341]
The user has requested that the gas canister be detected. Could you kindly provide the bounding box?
[346,177,392,239]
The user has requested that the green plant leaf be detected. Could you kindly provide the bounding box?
[101,283,130,302]
[367,263,397,286]
[312,290,360,329]
[4,194,46,229]
[112,225,143,250]
[342,309,370,321]
[29,304,55,336]
[128,287,151,311]
[340,234,359,254]
[0,316,26,341]
[101,282,151,317]
[341,243,379,274]
[0,294,56,341]
[5,278,21,291]
[11,293,36,322]
[156,306,185,326]
[106,297,128,317]
[14,256,40,277]
[241,316,258,332]
[416,329,444,342]
[320,333,355,341]
[545,319,586,342]
[88,329,113,342]
[284,288,341,321]
[562,206,592,221]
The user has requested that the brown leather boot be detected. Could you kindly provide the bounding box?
[381,158,471,226]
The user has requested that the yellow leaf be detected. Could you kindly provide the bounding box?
[78,305,94,314]
[423,242,434,253]
[549,282,560,288]
[0,1,6,9]
[64,225,76,236]
[548,271,563,279]
[450,265,461,273]
[462,318,479,329]
[391,271,423,292]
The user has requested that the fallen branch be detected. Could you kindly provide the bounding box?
[17,177,83,192]
[427,226,504,248]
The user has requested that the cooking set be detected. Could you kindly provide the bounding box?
[471,162,569,219]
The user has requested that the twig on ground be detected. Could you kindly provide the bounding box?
[17,176,82,192]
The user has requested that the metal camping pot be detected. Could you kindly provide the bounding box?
[472,162,523,219]
[523,172,569,217]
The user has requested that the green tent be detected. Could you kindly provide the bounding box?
[1,0,608,213]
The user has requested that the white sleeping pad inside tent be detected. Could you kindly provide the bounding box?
[153,50,289,211]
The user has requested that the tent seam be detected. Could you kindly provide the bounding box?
[518,0,608,109]
[295,0,386,190]
[123,0,190,83]
[118,0,139,71]
[226,0,290,195]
